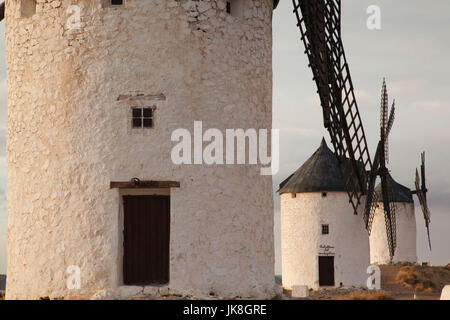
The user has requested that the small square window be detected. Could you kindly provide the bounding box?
[132,118,142,128]
[322,192,327,198]
[143,118,153,128]
[111,0,123,5]
[143,108,153,118]
[132,108,142,118]
[322,224,329,235]
[132,107,154,129]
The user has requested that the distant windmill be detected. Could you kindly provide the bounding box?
[366,80,428,265]
[365,79,398,259]
[366,80,432,258]
[413,152,432,250]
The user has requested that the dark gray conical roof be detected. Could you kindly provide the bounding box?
[375,174,414,203]
[278,138,348,194]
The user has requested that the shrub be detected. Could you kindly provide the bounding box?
[396,266,436,293]
[396,266,419,286]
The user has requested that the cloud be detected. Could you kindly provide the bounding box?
[412,99,450,112]
[354,89,374,103]
[390,80,423,95]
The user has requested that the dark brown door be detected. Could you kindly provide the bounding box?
[123,195,170,285]
[318,256,335,286]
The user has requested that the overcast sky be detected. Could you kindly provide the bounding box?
[1,0,449,275]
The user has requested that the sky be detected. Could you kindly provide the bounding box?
[0,0,450,276]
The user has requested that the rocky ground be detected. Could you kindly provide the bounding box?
[283,263,450,300]
[283,287,440,300]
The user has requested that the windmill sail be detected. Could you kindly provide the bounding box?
[293,0,372,215]
[293,1,401,258]
[380,80,396,164]
[386,101,395,164]
[363,80,398,260]
[364,141,381,232]
[415,154,432,250]
[381,79,389,134]
[386,101,396,137]
[381,175,397,258]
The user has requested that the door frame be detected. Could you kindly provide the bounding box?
[117,188,171,287]
[318,255,335,287]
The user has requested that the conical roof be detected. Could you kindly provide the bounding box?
[375,174,414,203]
[278,138,348,194]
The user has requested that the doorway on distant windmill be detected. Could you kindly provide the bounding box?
[318,256,335,286]
[123,195,170,285]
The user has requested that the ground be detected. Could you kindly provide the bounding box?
[283,263,450,300]
[0,264,448,300]
[283,287,440,300]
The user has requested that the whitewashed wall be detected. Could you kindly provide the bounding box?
[369,202,417,264]
[281,192,370,290]
[6,0,277,299]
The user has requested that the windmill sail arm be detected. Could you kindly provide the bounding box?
[381,80,389,133]
[421,152,427,197]
[380,174,397,260]
[364,141,382,230]
[415,167,432,250]
[415,169,431,223]
[418,189,432,249]
[293,0,372,214]
[386,101,396,136]
[417,190,431,223]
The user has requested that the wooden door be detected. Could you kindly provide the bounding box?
[123,195,170,285]
[318,256,335,286]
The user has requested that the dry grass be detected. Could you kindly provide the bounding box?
[395,265,450,293]
[400,260,414,267]
[337,291,394,300]
[396,266,420,287]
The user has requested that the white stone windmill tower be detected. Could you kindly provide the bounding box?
[369,175,417,265]
[4,0,280,299]
[279,139,369,290]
